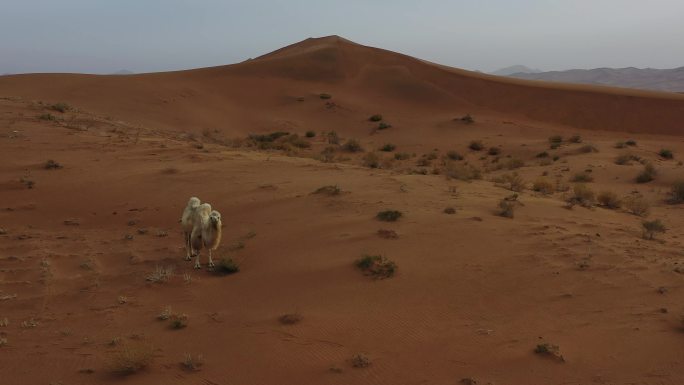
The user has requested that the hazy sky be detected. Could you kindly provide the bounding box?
[2,0,683,74]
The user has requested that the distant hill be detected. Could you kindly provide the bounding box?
[490,65,541,76]
[111,69,134,75]
[507,67,684,93]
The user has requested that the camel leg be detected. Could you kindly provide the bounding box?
[208,249,215,268]
[184,232,192,261]
[194,251,201,269]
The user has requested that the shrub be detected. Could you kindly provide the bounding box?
[50,103,70,113]
[351,353,371,368]
[636,164,657,183]
[146,266,173,283]
[468,140,484,151]
[534,343,564,362]
[376,210,402,222]
[568,184,595,206]
[642,219,666,240]
[319,93,332,99]
[536,151,549,158]
[342,139,363,153]
[362,152,380,168]
[488,147,501,156]
[38,113,57,121]
[532,178,555,194]
[446,150,463,160]
[170,314,189,329]
[503,158,525,170]
[497,199,516,218]
[369,114,383,122]
[377,122,392,130]
[394,152,411,160]
[108,343,154,374]
[615,153,640,165]
[578,144,598,153]
[568,135,582,143]
[659,149,674,159]
[215,258,239,275]
[444,162,482,181]
[182,354,204,371]
[571,172,594,183]
[494,173,525,192]
[459,114,474,123]
[625,139,637,146]
[597,191,621,209]
[286,134,311,148]
[443,207,456,214]
[355,255,396,279]
[670,181,684,204]
[379,144,395,152]
[278,313,302,325]
[548,135,563,145]
[305,131,316,138]
[326,131,340,145]
[249,131,289,143]
[624,194,650,216]
[313,185,341,195]
[319,146,336,162]
[44,160,62,169]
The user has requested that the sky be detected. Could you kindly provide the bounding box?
[1,0,684,75]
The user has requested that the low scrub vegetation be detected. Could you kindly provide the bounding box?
[44,159,62,169]
[578,144,598,153]
[642,219,666,240]
[50,102,70,113]
[377,229,399,239]
[342,139,363,153]
[571,172,594,183]
[670,181,684,204]
[182,354,204,371]
[376,210,402,222]
[488,147,501,156]
[355,255,396,279]
[379,144,395,152]
[494,173,525,192]
[615,153,640,165]
[468,140,484,151]
[394,152,411,160]
[305,130,316,138]
[108,343,155,375]
[215,258,239,275]
[319,93,332,99]
[548,135,563,149]
[567,184,595,207]
[446,150,463,160]
[623,194,650,216]
[659,149,674,159]
[362,152,380,168]
[532,178,555,195]
[351,353,371,368]
[597,191,621,209]
[369,114,383,122]
[534,343,565,362]
[636,163,657,183]
[444,162,482,181]
[377,122,392,130]
[496,198,516,218]
[458,114,474,124]
[313,185,341,196]
[278,312,302,325]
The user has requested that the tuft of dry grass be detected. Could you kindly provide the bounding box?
[494,172,525,192]
[44,159,62,169]
[624,194,650,217]
[356,255,396,279]
[636,163,657,183]
[108,343,155,375]
[669,180,684,204]
[534,343,565,362]
[170,314,189,329]
[182,353,204,371]
[532,178,555,195]
[350,353,371,368]
[146,265,173,283]
[376,210,402,222]
[444,162,481,181]
[571,172,594,183]
[597,191,621,209]
[567,184,595,207]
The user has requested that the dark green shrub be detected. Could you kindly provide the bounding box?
[305,131,316,138]
[369,114,383,122]
[536,151,549,158]
[376,210,402,222]
[379,144,395,152]
[488,147,501,156]
[319,93,332,99]
[625,139,637,146]
[642,219,666,240]
[38,113,57,121]
[659,149,674,159]
[459,114,474,123]
[468,140,484,151]
[342,139,363,153]
[378,122,391,130]
[446,150,463,160]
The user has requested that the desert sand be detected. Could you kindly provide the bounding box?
[1,36,684,385]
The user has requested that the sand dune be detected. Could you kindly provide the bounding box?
[1,36,684,385]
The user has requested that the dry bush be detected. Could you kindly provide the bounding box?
[157,306,172,321]
[534,343,565,362]
[503,158,525,170]
[278,313,302,325]
[350,353,371,368]
[497,199,516,218]
[459,114,474,123]
[548,135,563,148]
[305,130,316,138]
[362,152,380,168]
[468,140,484,151]
[342,139,363,153]
[108,343,155,375]
[446,150,463,160]
[394,152,411,160]
[625,139,637,146]
[369,114,383,122]
[146,266,173,283]
[568,135,582,143]
[355,255,396,279]
[444,162,482,181]
[182,354,204,371]
[313,185,341,196]
[494,173,525,192]
[215,258,239,275]
[44,160,62,169]
[376,210,402,222]
[623,194,650,216]
[636,163,657,183]
[642,219,666,240]
[170,314,189,329]
[379,144,395,152]
[377,122,392,130]
[670,180,684,204]
[615,153,640,165]
[571,172,594,183]
[597,191,621,209]
[443,207,456,214]
[50,102,70,113]
[659,149,674,159]
[567,184,595,207]
[319,93,332,99]
[326,131,340,145]
[318,146,337,162]
[488,147,501,156]
[532,178,555,194]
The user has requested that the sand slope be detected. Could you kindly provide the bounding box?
[1,37,684,385]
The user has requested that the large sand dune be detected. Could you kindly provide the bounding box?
[1,36,684,385]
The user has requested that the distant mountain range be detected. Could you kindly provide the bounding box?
[491,66,684,93]
[490,65,542,76]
